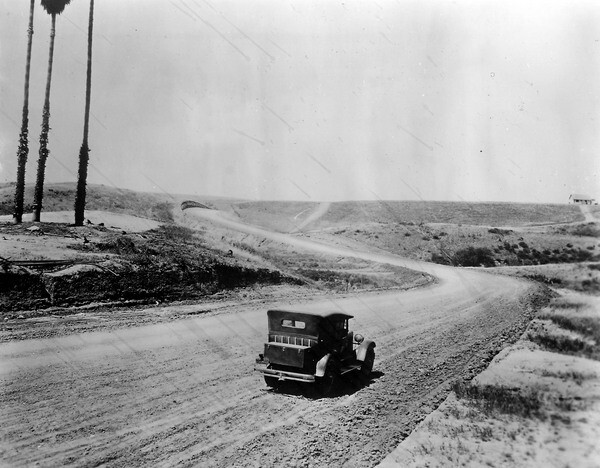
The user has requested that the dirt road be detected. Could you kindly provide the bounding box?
[0,209,547,467]
[579,204,598,222]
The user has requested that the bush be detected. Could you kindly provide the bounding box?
[572,223,600,237]
[155,224,195,241]
[431,252,451,265]
[150,202,175,222]
[488,228,513,235]
[452,381,543,418]
[539,314,600,342]
[528,333,592,355]
[582,278,600,293]
[525,274,562,285]
[452,247,495,267]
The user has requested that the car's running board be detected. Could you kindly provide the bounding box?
[339,364,362,375]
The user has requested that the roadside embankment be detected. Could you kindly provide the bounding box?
[378,291,600,467]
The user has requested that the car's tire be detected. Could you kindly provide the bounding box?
[317,361,339,396]
[360,348,375,383]
[264,366,280,389]
[264,375,279,389]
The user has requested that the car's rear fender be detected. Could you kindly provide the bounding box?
[356,340,376,362]
[315,353,332,378]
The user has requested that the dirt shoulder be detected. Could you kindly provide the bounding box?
[378,290,600,467]
[0,284,397,342]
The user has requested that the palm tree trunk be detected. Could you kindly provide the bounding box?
[74,0,95,226]
[33,13,57,223]
[13,0,36,224]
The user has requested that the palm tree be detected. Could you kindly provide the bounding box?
[74,0,94,226]
[32,0,71,222]
[13,0,36,224]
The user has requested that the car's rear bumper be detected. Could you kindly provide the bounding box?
[254,362,316,383]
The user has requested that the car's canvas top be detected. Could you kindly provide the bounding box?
[267,309,353,320]
[266,309,353,337]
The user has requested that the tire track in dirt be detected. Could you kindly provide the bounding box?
[291,201,332,233]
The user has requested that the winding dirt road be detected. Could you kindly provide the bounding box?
[0,208,546,467]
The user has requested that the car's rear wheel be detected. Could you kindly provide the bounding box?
[264,366,280,389]
[264,375,279,388]
[360,348,375,383]
[317,361,339,396]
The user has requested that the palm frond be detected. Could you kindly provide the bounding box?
[40,0,72,16]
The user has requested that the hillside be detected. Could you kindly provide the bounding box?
[0,184,431,312]
[1,183,598,312]
[232,200,584,232]
[228,197,598,281]
[0,182,245,222]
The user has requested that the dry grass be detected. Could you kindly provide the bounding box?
[527,299,600,360]
[527,332,594,357]
[538,314,600,342]
[451,381,544,418]
[539,369,596,385]
[491,263,600,294]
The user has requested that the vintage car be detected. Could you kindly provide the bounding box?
[254,309,376,394]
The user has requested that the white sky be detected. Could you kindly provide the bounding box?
[0,0,599,202]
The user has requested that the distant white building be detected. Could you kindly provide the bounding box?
[569,194,596,205]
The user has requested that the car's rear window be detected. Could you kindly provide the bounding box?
[281,319,306,329]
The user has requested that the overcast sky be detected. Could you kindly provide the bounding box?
[1,0,599,203]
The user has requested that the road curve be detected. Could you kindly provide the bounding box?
[0,208,545,467]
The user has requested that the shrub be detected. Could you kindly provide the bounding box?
[572,223,600,237]
[540,369,593,386]
[574,249,594,262]
[582,278,600,293]
[431,252,451,265]
[94,236,138,254]
[525,274,561,285]
[539,314,600,342]
[452,381,543,418]
[489,228,513,235]
[150,202,175,222]
[452,247,495,267]
[516,250,531,261]
[155,224,195,242]
[528,332,592,355]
